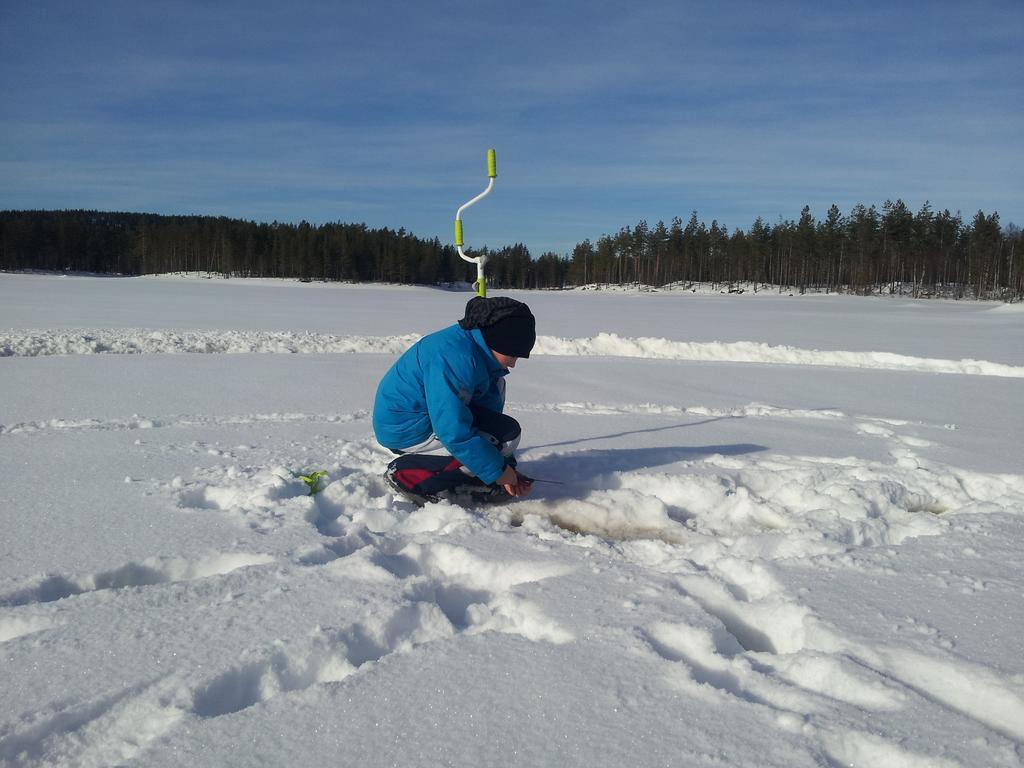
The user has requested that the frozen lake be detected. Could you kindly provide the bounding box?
[1,273,1022,767]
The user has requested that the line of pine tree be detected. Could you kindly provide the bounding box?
[569,203,1021,300]
[1,205,1020,299]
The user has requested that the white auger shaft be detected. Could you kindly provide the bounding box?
[454,148,497,297]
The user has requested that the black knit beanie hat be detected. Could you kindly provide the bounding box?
[458,296,536,358]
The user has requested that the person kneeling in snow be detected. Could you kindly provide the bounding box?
[373,296,536,506]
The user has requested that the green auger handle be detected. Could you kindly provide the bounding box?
[487,148,497,178]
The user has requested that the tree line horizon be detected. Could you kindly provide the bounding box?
[1,203,1020,300]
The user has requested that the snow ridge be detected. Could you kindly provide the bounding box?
[0,410,368,437]
[0,329,419,357]
[3,328,1022,377]
[534,333,1024,377]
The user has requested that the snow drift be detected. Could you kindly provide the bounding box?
[3,328,1022,377]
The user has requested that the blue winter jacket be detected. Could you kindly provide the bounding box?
[373,324,509,484]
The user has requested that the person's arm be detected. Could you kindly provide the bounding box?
[423,354,505,484]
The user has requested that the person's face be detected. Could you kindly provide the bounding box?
[492,351,518,369]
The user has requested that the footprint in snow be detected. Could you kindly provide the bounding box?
[0,552,275,609]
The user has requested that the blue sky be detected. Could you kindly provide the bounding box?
[1,0,1021,256]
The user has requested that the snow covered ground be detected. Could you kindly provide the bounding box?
[1,272,1023,767]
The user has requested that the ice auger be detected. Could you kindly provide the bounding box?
[454,148,497,297]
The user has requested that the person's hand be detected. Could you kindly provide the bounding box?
[496,465,534,497]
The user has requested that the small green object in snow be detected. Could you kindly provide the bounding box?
[300,470,329,496]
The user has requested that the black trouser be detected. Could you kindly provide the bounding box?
[387,407,520,496]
